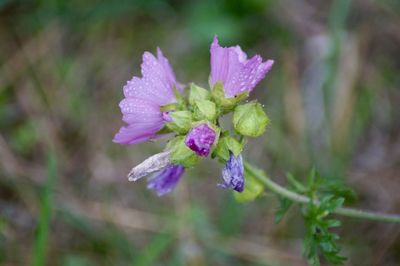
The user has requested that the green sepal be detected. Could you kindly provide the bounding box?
[172,87,187,109]
[193,99,217,121]
[166,111,193,134]
[155,125,173,135]
[234,163,264,202]
[160,103,177,112]
[212,135,244,161]
[233,101,269,137]
[189,83,210,105]
[166,136,200,168]
[211,82,249,112]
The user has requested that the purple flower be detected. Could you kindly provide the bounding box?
[113,48,182,145]
[184,124,216,157]
[147,164,185,196]
[210,36,274,98]
[219,152,244,192]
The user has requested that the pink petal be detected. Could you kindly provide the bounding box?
[226,56,274,97]
[119,98,161,124]
[233,45,247,63]
[123,49,180,106]
[157,48,184,92]
[113,122,164,145]
[210,35,274,97]
[115,97,166,145]
[210,36,242,92]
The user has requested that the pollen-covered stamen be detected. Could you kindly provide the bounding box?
[219,152,244,192]
[184,123,216,157]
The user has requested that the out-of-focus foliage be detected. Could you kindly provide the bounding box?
[0,0,400,265]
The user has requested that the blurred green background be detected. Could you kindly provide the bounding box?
[1,0,400,265]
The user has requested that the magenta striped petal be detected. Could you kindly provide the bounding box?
[210,36,274,98]
[114,48,181,145]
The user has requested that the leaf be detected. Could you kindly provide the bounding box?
[286,172,306,193]
[325,219,341,228]
[274,196,293,223]
[302,193,346,265]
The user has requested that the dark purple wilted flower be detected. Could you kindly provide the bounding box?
[147,164,185,196]
[184,123,216,157]
[219,152,244,192]
[210,36,274,98]
[113,48,182,145]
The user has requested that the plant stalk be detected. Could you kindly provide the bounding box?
[245,163,400,223]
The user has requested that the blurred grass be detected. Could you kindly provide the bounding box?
[132,233,173,266]
[32,151,56,266]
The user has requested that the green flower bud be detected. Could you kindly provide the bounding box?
[167,136,200,167]
[211,82,249,112]
[160,102,177,112]
[212,134,244,161]
[234,163,264,202]
[189,83,210,105]
[194,99,217,121]
[166,111,193,134]
[233,101,269,137]
[172,87,187,109]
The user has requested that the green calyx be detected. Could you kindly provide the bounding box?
[166,136,200,167]
[233,101,269,137]
[160,82,269,167]
[193,99,217,121]
[189,83,210,105]
[211,82,249,113]
[166,111,193,134]
[212,133,244,162]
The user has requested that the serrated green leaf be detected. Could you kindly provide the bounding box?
[307,167,317,192]
[274,196,293,223]
[287,172,307,193]
[302,190,346,265]
[233,101,269,137]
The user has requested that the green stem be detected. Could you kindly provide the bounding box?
[245,163,400,224]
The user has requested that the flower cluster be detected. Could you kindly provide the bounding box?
[114,36,274,196]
